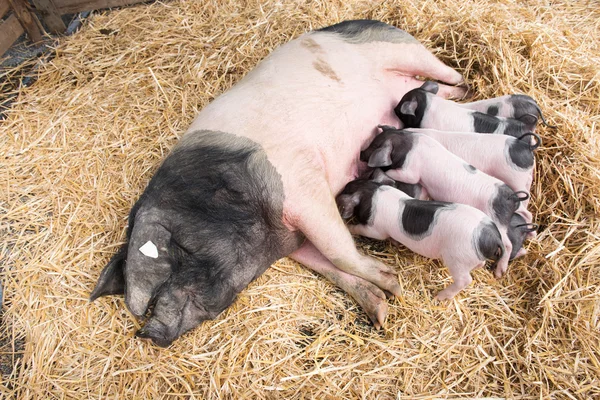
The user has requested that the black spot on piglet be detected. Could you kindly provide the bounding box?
[401,200,451,239]
[487,105,499,116]
[473,112,500,133]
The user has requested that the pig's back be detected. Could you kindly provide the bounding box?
[399,203,484,259]
[186,32,397,193]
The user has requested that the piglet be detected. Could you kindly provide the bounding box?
[508,212,538,260]
[337,180,505,299]
[382,126,541,211]
[361,129,530,278]
[395,81,534,137]
[458,94,556,129]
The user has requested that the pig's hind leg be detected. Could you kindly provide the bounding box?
[291,179,401,297]
[289,241,388,328]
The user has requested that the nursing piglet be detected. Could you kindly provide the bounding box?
[458,94,555,129]
[337,180,504,299]
[361,130,529,278]
[395,81,534,137]
[383,126,541,212]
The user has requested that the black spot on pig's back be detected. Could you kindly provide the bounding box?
[317,20,418,44]
[491,184,518,226]
[486,105,499,116]
[507,138,534,169]
[502,120,527,138]
[473,112,499,133]
[401,199,452,239]
[464,164,477,174]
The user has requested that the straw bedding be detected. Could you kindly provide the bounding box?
[1,0,599,398]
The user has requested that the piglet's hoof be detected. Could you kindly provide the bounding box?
[434,291,454,302]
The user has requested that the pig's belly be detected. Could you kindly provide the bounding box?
[187,77,399,195]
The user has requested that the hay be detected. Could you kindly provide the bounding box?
[1,0,599,397]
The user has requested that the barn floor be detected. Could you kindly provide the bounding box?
[1,0,599,398]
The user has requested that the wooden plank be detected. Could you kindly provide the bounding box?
[0,14,25,57]
[32,0,66,34]
[0,0,11,19]
[55,0,146,14]
[8,0,44,43]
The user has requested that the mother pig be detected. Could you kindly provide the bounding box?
[90,20,466,347]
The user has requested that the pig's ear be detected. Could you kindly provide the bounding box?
[420,81,439,94]
[399,98,418,117]
[90,245,126,301]
[367,139,393,168]
[124,212,175,317]
[371,168,395,185]
[337,193,361,219]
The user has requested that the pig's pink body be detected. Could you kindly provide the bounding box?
[422,95,517,133]
[189,34,412,202]
[184,24,464,329]
[348,186,493,299]
[383,133,515,277]
[411,128,535,214]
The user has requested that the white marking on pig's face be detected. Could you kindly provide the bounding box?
[139,241,159,258]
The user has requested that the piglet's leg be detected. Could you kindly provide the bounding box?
[292,180,401,297]
[384,169,420,185]
[289,241,388,329]
[435,263,474,301]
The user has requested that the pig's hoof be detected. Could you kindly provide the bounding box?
[349,280,388,329]
[367,259,402,297]
[494,268,506,279]
[434,291,454,301]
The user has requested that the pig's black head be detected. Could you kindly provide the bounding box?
[90,131,300,347]
[360,129,416,171]
[507,212,538,260]
[336,179,381,224]
[394,81,439,128]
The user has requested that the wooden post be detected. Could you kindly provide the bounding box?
[32,0,67,34]
[0,14,25,56]
[8,0,44,43]
[0,0,11,18]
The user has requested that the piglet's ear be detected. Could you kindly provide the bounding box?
[371,168,396,185]
[420,81,439,94]
[367,139,393,168]
[399,98,418,117]
[337,193,361,219]
[90,245,126,301]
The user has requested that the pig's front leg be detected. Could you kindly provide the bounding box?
[289,241,388,328]
[384,168,420,186]
[435,268,474,301]
[292,178,401,297]
[347,223,388,241]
